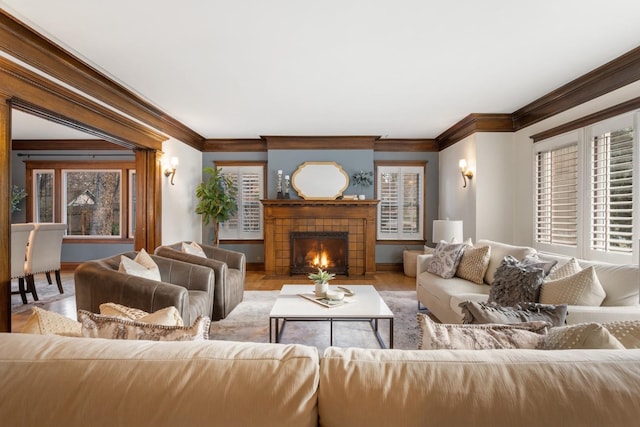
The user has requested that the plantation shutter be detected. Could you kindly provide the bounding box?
[535,144,578,246]
[377,166,424,240]
[591,127,634,254]
[219,165,264,239]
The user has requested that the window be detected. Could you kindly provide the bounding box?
[376,162,425,240]
[216,162,265,240]
[535,141,578,247]
[25,161,135,242]
[534,112,637,262]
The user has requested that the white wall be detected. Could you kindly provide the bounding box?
[440,80,640,246]
[161,138,203,244]
[438,135,477,241]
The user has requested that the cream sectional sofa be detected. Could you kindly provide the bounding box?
[2,333,640,427]
[416,240,640,324]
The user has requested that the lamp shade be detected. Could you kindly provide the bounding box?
[432,220,463,243]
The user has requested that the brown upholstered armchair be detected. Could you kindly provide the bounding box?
[74,251,214,325]
[155,242,245,320]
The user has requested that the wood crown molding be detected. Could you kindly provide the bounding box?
[513,45,640,131]
[263,135,380,150]
[436,114,514,150]
[374,139,438,152]
[12,139,126,150]
[1,57,166,150]
[203,139,267,152]
[0,10,203,150]
[530,95,640,142]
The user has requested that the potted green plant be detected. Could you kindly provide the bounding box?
[11,185,27,213]
[195,167,238,246]
[352,170,373,200]
[308,267,336,297]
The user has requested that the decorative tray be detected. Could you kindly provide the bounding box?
[297,293,353,308]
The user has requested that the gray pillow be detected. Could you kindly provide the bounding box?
[488,255,545,306]
[522,255,557,277]
[459,301,568,327]
[425,241,466,279]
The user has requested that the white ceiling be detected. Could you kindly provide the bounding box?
[3,0,640,141]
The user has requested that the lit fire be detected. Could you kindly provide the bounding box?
[310,250,330,269]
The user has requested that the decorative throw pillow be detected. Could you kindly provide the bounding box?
[602,320,640,349]
[118,249,161,281]
[522,255,557,277]
[459,301,568,327]
[540,323,625,350]
[487,256,545,307]
[425,241,466,279]
[547,257,582,280]
[417,313,548,350]
[99,303,184,326]
[539,266,606,306]
[78,310,210,341]
[21,307,82,337]
[181,241,207,258]
[455,245,491,284]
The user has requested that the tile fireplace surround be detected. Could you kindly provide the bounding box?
[262,200,378,277]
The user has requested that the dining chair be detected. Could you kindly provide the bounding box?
[24,223,68,300]
[10,223,36,304]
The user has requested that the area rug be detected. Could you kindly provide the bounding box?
[209,290,424,351]
[10,272,76,313]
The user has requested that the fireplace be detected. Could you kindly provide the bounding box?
[290,231,349,276]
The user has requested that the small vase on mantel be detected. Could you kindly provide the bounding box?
[308,267,336,297]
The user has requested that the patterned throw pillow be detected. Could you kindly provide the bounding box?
[417,313,548,350]
[425,241,466,279]
[459,301,568,327]
[522,255,557,277]
[602,320,640,349]
[540,323,625,349]
[455,245,491,284]
[539,267,606,306]
[488,256,545,307]
[78,310,210,341]
[118,249,161,281]
[182,241,207,258]
[547,257,582,280]
[99,303,184,326]
[21,307,82,336]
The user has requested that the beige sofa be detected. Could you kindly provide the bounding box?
[416,240,640,324]
[1,333,640,427]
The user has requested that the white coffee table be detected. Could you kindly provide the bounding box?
[269,284,394,348]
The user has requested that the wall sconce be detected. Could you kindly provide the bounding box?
[459,159,473,188]
[164,156,179,185]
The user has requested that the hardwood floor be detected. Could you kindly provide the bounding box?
[10,269,416,332]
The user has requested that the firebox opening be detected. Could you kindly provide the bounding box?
[290,231,348,276]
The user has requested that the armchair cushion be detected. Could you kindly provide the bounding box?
[182,241,207,258]
[118,249,160,281]
[78,310,210,341]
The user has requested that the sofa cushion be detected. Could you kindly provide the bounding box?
[99,303,184,327]
[21,307,81,337]
[540,266,606,306]
[459,301,568,327]
[425,241,466,279]
[118,249,161,281]
[417,313,548,350]
[78,310,210,341]
[602,320,640,348]
[540,323,625,350]
[476,239,535,284]
[488,256,545,306]
[454,244,491,284]
[579,261,640,307]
